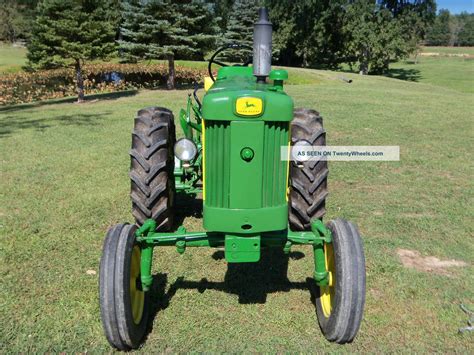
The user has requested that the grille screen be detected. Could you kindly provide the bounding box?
[204,120,289,208]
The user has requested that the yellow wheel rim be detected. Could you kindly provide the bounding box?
[320,242,335,317]
[130,246,144,324]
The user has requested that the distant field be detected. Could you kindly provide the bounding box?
[422,46,474,55]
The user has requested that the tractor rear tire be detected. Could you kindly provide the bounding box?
[316,219,366,344]
[99,223,149,350]
[289,108,328,231]
[130,107,175,230]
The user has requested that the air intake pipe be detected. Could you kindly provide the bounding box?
[253,7,272,83]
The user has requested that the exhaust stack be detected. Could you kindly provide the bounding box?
[253,7,272,83]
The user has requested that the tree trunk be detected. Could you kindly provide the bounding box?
[166,54,175,90]
[359,48,369,75]
[359,59,368,75]
[383,57,390,73]
[75,59,85,102]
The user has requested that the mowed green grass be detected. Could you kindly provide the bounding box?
[1,63,473,352]
[0,43,27,73]
[389,55,474,93]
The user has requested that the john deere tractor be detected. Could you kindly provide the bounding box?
[99,8,365,350]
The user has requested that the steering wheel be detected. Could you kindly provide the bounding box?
[208,43,253,82]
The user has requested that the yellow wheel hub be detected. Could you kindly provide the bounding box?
[320,242,335,317]
[130,246,145,324]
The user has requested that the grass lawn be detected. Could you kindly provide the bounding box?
[388,56,474,94]
[0,43,27,74]
[1,64,473,352]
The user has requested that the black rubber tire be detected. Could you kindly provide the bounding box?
[130,107,175,230]
[99,223,149,350]
[289,108,329,231]
[316,219,366,344]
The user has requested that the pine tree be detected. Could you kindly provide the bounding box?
[27,0,116,102]
[213,0,233,31]
[118,0,149,62]
[176,0,220,61]
[222,0,261,62]
[119,0,219,89]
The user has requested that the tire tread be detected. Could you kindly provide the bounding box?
[289,108,328,231]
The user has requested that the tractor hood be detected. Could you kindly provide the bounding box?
[202,67,293,122]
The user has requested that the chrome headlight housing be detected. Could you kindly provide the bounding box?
[292,139,311,162]
[174,138,198,162]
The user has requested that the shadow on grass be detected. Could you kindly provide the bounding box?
[335,64,421,82]
[172,193,203,229]
[0,89,138,114]
[144,248,319,342]
[385,67,421,82]
[0,111,110,138]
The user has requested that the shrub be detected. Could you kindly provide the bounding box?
[0,63,208,105]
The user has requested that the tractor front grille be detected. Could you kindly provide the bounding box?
[204,120,231,208]
[204,120,289,209]
[262,121,289,206]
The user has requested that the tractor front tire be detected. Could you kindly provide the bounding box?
[289,108,328,231]
[316,219,366,344]
[99,224,149,350]
[130,107,175,230]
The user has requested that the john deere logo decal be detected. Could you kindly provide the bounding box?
[236,97,263,116]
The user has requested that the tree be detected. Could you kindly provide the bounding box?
[221,0,261,62]
[27,0,116,102]
[119,0,219,89]
[425,9,451,45]
[267,0,347,68]
[264,0,436,70]
[212,0,233,31]
[118,0,149,63]
[0,0,30,42]
[379,0,436,62]
[458,14,474,46]
[104,0,123,41]
[343,0,407,74]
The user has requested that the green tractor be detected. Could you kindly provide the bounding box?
[99,8,365,350]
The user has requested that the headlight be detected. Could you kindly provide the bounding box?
[174,138,198,162]
[292,140,311,162]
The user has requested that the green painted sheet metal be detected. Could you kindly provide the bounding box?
[202,68,293,122]
[203,204,287,233]
[225,234,261,263]
[203,120,289,233]
[229,121,264,208]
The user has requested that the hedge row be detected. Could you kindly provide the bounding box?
[0,63,208,105]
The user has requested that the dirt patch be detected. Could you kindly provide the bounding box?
[397,248,468,276]
[399,212,436,219]
[421,52,474,58]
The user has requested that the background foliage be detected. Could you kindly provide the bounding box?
[0,0,473,103]
[0,63,207,105]
[5,0,470,76]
